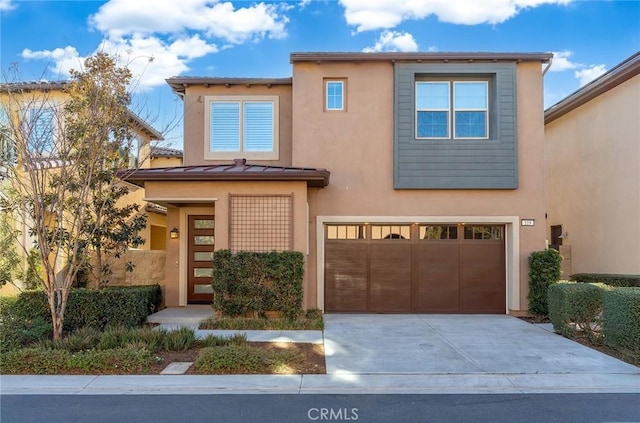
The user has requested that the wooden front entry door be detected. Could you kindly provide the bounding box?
[187,215,215,303]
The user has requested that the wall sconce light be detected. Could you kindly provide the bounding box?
[558,232,568,239]
[170,227,179,239]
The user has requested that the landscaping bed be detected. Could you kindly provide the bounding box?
[0,326,326,375]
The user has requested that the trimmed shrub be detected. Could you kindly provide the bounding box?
[570,273,640,288]
[603,288,640,353]
[548,282,606,337]
[0,297,51,353]
[528,248,562,316]
[11,285,162,334]
[212,250,304,320]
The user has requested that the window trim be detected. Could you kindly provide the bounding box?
[415,79,490,140]
[204,95,279,161]
[324,78,347,112]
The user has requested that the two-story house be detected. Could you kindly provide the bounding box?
[125,52,553,314]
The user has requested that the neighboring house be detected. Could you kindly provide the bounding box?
[0,81,166,290]
[545,51,640,276]
[124,52,552,314]
[149,145,183,168]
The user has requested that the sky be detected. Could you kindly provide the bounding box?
[1,0,639,148]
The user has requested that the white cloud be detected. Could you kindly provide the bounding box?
[22,35,218,92]
[547,51,608,87]
[363,30,418,52]
[89,0,288,44]
[548,50,579,72]
[339,0,572,32]
[19,0,290,91]
[21,46,85,79]
[0,0,15,12]
[575,64,607,86]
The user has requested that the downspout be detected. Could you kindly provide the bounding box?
[542,56,553,76]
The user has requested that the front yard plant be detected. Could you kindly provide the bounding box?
[212,250,304,320]
[0,325,325,375]
[199,308,324,331]
[528,248,562,317]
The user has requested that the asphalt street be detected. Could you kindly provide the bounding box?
[2,393,639,423]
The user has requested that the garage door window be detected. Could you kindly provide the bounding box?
[371,225,411,240]
[420,225,458,240]
[464,225,504,240]
[327,225,366,240]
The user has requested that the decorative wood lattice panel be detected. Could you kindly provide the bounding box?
[229,194,293,252]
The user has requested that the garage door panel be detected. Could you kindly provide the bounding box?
[324,241,368,312]
[416,243,460,312]
[324,224,506,314]
[369,244,412,312]
[460,242,505,313]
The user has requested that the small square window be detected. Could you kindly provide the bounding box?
[325,79,346,111]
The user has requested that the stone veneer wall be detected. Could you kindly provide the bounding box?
[87,250,166,289]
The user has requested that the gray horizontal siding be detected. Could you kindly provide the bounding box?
[394,62,518,189]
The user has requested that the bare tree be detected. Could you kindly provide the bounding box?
[1,53,146,340]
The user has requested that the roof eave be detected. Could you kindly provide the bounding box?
[126,110,164,141]
[290,51,553,63]
[166,77,293,96]
[118,170,330,188]
[545,51,640,124]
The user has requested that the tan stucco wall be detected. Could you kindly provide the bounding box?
[545,75,640,275]
[292,60,548,312]
[145,180,308,307]
[150,156,182,168]
[181,84,292,167]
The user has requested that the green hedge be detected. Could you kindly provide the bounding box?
[548,282,606,337]
[570,273,640,288]
[603,288,640,353]
[212,250,304,320]
[528,249,562,316]
[11,285,162,334]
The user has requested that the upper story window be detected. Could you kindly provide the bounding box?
[205,95,279,160]
[416,81,488,139]
[22,103,60,157]
[325,79,345,111]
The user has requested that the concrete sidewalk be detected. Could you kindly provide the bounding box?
[2,373,638,395]
[2,314,638,395]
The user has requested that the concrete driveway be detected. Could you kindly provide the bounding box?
[323,314,639,376]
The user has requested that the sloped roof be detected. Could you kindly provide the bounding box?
[150,146,183,158]
[119,159,330,188]
[545,51,640,124]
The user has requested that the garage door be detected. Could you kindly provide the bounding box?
[324,224,506,313]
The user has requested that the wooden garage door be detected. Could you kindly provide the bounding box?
[324,224,505,313]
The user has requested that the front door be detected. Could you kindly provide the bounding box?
[187,215,215,303]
